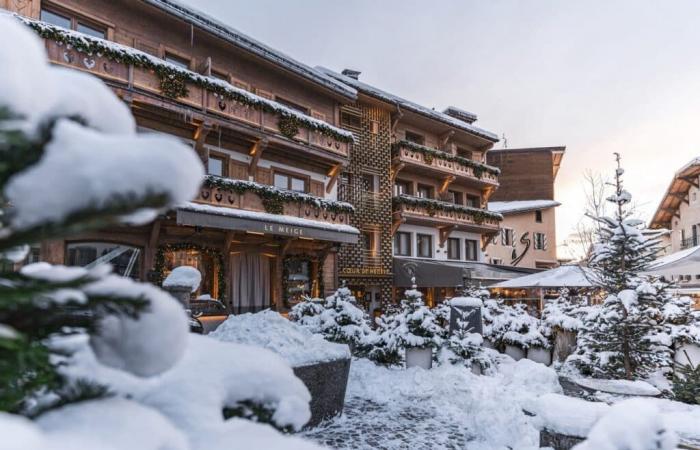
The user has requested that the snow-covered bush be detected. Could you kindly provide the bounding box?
[483,300,547,350]
[540,289,588,338]
[289,286,374,354]
[439,305,496,372]
[368,282,442,365]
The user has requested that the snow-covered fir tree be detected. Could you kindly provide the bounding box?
[288,296,325,333]
[568,154,675,380]
[540,289,588,339]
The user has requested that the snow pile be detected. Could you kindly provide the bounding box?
[574,378,661,396]
[574,399,678,450]
[210,310,350,366]
[163,266,202,292]
[525,393,609,437]
[449,297,483,308]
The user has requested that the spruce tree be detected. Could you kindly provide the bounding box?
[0,18,201,415]
[568,154,673,380]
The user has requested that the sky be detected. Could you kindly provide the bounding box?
[185,0,700,256]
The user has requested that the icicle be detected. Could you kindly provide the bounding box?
[190,24,194,47]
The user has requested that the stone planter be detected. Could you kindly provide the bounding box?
[405,346,433,369]
[293,358,351,428]
[505,344,526,361]
[553,329,577,363]
[527,346,552,366]
[674,342,700,369]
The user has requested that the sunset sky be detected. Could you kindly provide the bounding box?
[186,0,700,253]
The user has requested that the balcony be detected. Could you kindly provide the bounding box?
[393,195,501,233]
[194,176,353,227]
[392,141,499,186]
[40,31,351,158]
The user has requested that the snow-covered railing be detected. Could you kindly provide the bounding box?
[15,15,355,149]
[195,175,354,225]
[393,194,502,228]
[392,140,500,184]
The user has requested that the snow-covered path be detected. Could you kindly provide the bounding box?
[301,358,562,450]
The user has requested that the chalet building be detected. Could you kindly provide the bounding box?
[486,147,565,270]
[649,158,700,305]
[3,0,360,314]
[318,68,538,307]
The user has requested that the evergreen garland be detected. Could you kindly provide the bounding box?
[392,140,501,178]
[19,16,354,144]
[393,195,502,224]
[153,243,226,297]
[277,116,300,140]
[202,175,355,215]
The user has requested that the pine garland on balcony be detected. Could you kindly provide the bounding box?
[393,195,502,224]
[18,16,354,144]
[202,175,355,215]
[392,140,501,178]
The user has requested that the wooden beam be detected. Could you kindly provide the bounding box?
[281,239,294,256]
[680,176,700,188]
[193,121,213,163]
[438,225,456,247]
[390,105,403,133]
[439,130,454,151]
[481,232,497,252]
[223,231,235,256]
[391,162,405,184]
[438,175,456,194]
[247,139,267,177]
[326,164,342,194]
[391,214,406,236]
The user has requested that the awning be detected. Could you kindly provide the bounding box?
[176,202,359,244]
[644,245,700,278]
[393,257,539,288]
[490,265,593,289]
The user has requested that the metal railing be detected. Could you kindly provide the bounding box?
[681,237,698,250]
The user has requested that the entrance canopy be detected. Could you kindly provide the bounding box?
[176,202,359,244]
[490,264,593,289]
[393,257,538,288]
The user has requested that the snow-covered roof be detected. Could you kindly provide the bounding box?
[490,265,593,289]
[443,106,477,124]
[650,157,700,229]
[316,67,499,143]
[488,200,561,215]
[644,245,700,276]
[139,0,357,100]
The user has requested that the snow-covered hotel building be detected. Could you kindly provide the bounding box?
[4,0,361,314]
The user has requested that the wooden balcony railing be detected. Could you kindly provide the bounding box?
[392,141,499,186]
[393,195,501,231]
[195,177,353,227]
[42,36,350,158]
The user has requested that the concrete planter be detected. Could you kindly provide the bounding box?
[405,346,433,370]
[293,358,351,428]
[505,344,526,361]
[674,342,700,369]
[527,346,552,366]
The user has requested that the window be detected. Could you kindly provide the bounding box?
[448,190,463,205]
[447,238,461,260]
[394,180,411,196]
[466,194,480,208]
[340,110,362,130]
[207,157,224,177]
[405,130,425,145]
[41,9,71,28]
[274,171,307,192]
[210,70,229,82]
[164,52,190,69]
[276,97,309,115]
[535,210,543,223]
[417,234,433,258]
[363,230,379,256]
[284,258,311,304]
[491,258,503,265]
[77,21,106,39]
[394,232,411,256]
[465,239,478,261]
[66,242,141,279]
[417,184,433,199]
[501,228,514,246]
[164,247,220,299]
[362,173,379,193]
[457,147,473,159]
[370,120,380,134]
[41,8,106,39]
[534,232,546,250]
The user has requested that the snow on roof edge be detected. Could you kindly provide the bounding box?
[488,200,561,215]
[139,0,357,100]
[316,66,499,143]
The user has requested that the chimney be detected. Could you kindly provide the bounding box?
[341,69,361,80]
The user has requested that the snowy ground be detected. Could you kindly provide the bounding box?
[301,357,562,450]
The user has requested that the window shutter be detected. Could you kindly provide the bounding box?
[255,167,271,185]
[310,180,324,197]
[229,160,248,180]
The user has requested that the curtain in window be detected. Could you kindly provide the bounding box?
[230,253,270,314]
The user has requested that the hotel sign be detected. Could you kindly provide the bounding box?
[340,267,391,276]
[176,209,359,244]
